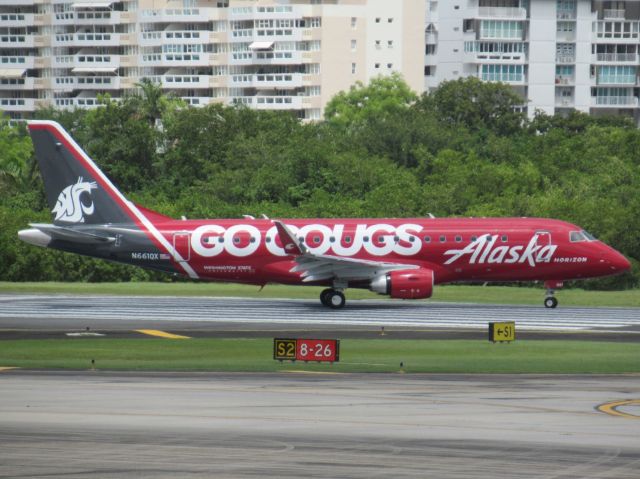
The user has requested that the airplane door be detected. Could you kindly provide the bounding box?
[536,230,551,247]
[172,232,191,262]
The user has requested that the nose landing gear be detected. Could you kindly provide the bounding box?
[543,280,563,309]
[320,288,346,309]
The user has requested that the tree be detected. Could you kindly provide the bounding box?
[419,77,526,135]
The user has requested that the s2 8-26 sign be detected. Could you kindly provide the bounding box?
[273,338,340,363]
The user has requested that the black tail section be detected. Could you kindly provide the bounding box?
[28,121,133,225]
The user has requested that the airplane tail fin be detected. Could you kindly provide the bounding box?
[28,120,134,225]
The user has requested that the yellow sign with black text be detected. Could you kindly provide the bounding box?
[273,339,297,360]
[489,322,515,342]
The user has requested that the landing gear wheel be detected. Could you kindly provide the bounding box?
[328,290,346,310]
[320,288,333,307]
[544,297,558,309]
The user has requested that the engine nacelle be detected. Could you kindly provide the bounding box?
[370,268,434,300]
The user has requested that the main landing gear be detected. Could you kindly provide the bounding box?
[543,280,563,309]
[320,288,346,309]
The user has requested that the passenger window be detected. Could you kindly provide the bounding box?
[313,236,320,244]
[363,236,370,242]
[471,235,477,242]
[424,236,431,243]
[455,235,462,243]
[345,236,352,244]
[501,235,508,242]
[439,235,446,243]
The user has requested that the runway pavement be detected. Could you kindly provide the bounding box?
[1,371,639,478]
[0,294,639,334]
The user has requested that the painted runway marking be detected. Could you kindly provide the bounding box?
[0,295,638,331]
[135,330,191,339]
[597,400,640,419]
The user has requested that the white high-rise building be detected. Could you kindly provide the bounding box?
[0,0,425,120]
[425,0,640,124]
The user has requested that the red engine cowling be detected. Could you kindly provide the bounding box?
[370,268,434,299]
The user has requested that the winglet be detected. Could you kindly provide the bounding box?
[274,220,306,256]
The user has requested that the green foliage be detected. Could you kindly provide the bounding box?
[1,75,638,289]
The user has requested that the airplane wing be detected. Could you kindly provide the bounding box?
[274,221,418,283]
[29,223,116,244]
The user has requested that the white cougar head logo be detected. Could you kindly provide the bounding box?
[52,177,98,223]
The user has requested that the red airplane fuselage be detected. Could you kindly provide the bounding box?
[153,217,629,286]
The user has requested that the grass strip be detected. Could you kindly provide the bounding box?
[0,338,638,374]
[0,282,639,308]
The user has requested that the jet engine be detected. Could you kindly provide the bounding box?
[370,268,434,299]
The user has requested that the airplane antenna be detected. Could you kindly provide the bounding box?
[261,214,270,220]
[243,215,256,220]
[427,213,436,219]
[181,216,187,221]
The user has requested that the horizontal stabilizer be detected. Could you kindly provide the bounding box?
[29,223,116,244]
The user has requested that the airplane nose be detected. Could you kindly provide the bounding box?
[607,250,631,272]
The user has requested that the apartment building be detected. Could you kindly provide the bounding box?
[0,0,424,120]
[425,0,640,124]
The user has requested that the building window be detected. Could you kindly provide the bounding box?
[387,63,393,68]
[388,18,393,23]
[375,17,380,23]
[351,62,356,74]
[426,44,436,55]
[425,66,435,76]
[480,20,523,39]
[375,63,380,68]
[481,64,524,83]
[351,39,357,51]
[388,40,393,48]
[351,17,356,28]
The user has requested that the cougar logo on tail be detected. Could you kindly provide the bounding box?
[52,177,98,223]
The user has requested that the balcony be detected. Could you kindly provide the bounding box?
[603,9,625,20]
[253,50,303,65]
[54,76,121,91]
[0,97,36,111]
[140,53,209,67]
[476,7,527,20]
[596,75,637,85]
[0,77,35,90]
[593,21,640,42]
[230,95,303,109]
[592,53,639,63]
[180,96,218,107]
[556,55,575,64]
[148,30,212,45]
[0,13,34,27]
[0,35,34,48]
[592,95,638,107]
[0,56,34,69]
[54,96,108,110]
[555,97,574,107]
[75,33,121,47]
[555,76,574,85]
[557,11,576,20]
[148,74,212,89]
[254,73,302,89]
[140,8,203,23]
[75,10,132,25]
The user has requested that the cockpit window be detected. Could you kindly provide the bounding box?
[570,231,586,242]
[570,230,596,242]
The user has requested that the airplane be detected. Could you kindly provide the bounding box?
[18,120,631,309]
